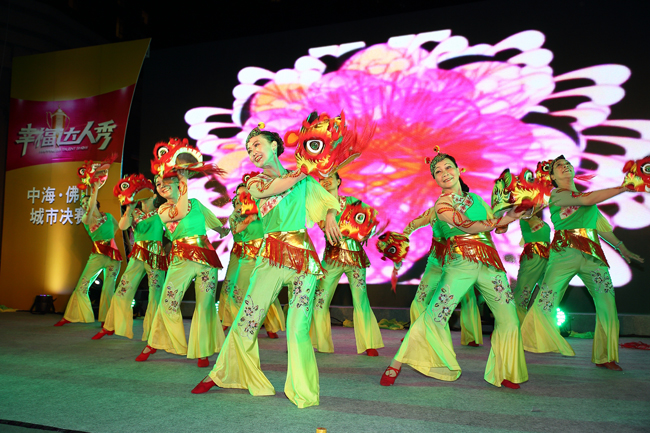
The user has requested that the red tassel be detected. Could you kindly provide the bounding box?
[391,265,398,293]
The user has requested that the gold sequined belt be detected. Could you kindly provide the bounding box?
[129,240,167,270]
[260,230,324,276]
[171,235,222,268]
[91,239,123,262]
[521,242,550,261]
[552,228,608,267]
[447,232,505,272]
[324,240,370,268]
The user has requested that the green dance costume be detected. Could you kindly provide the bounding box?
[208,173,338,408]
[147,198,226,359]
[104,209,167,340]
[395,192,527,387]
[520,196,619,364]
[405,211,483,346]
[310,195,384,354]
[63,213,122,323]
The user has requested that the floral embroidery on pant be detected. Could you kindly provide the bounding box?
[77,277,90,295]
[106,265,118,280]
[146,269,160,290]
[519,285,532,309]
[290,274,312,316]
[416,284,429,303]
[432,285,456,324]
[238,295,265,339]
[314,284,326,310]
[198,270,216,293]
[537,285,556,314]
[116,278,130,297]
[164,283,180,314]
[351,268,366,293]
[492,275,514,304]
[591,270,614,295]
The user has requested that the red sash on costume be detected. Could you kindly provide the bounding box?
[446,232,506,273]
[521,241,550,261]
[91,239,123,262]
[170,235,222,268]
[552,228,608,267]
[128,240,168,271]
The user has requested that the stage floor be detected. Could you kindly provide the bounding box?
[0,312,649,433]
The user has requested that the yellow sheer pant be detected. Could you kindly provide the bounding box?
[410,255,483,346]
[310,262,383,353]
[396,256,527,387]
[103,258,165,340]
[148,259,225,359]
[209,257,320,408]
[223,255,286,333]
[520,248,618,364]
[63,253,121,323]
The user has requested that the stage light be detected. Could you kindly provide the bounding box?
[556,308,566,327]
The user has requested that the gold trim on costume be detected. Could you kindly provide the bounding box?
[171,235,222,268]
[521,241,550,261]
[129,240,167,270]
[447,232,505,272]
[324,237,370,268]
[260,230,324,276]
[552,228,608,267]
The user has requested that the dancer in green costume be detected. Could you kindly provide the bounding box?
[310,173,384,356]
[192,124,340,408]
[520,156,643,371]
[404,207,483,347]
[94,176,167,341]
[380,152,528,389]
[55,184,122,326]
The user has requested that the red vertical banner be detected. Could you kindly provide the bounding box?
[0,39,150,311]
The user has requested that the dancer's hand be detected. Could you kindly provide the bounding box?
[324,209,342,245]
[618,244,644,264]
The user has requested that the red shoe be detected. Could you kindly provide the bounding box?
[91,329,115,340]
[267,331,279,339]
[191,377,216,394]
[197,357,210,368]
[54,318,71,327]
[366,349,379,357]
[596,361,623,371]
[502,379,520,389]
[135,345,157,362]
[222,325,228,332]
[467,341,480,347]
[380,366,401,386]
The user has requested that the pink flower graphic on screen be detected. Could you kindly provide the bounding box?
[186,30,650,286]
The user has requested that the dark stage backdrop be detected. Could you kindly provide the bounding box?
[129,0,649,315]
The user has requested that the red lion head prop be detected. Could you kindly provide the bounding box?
[491,167,552,217]
[113,174,155,206]
[622,155,650,192]
[237,171,260,216]
[339,200,379,243]
[284,111,374,178]
[151,137,225,179]
[77,154,118,194]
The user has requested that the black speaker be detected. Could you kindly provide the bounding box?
[29,295,56,314]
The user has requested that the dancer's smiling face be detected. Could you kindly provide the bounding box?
[551,158,574,185]
[246,135,276,168]
[155,176,178,200]
[433,158,460,190]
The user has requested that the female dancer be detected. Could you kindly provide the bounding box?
[191,124,340,409]
[218,192,246,329]
[310,173,384,356]
[136,170,228,367]
[380,152,527,389]
[512,213,550,323]
[222,182,285,337]
[93,181,167,340]
[405,207,483,347]
[55,183,121,326]
[520,156,643,370]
